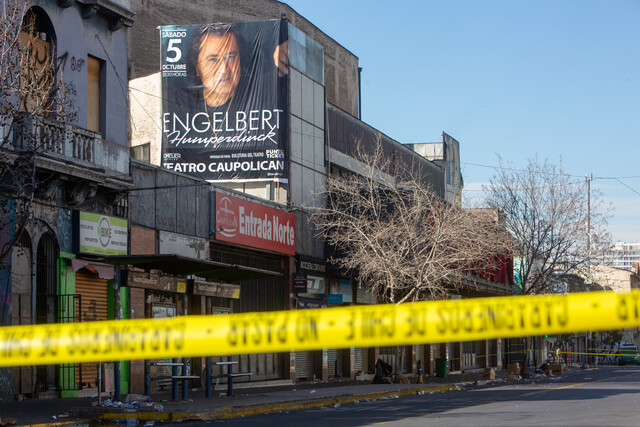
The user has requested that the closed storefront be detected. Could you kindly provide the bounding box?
[295,351,315,380]
[353,347,369,374]
[75,271,109,389]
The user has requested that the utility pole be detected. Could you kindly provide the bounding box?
[586,174,591,284]
[585,174,595,367]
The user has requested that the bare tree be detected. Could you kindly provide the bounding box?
[483,157,611,296]
[310,139,512,381]
[0,0,75,262]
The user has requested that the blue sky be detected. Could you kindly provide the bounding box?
[283,0,640,242]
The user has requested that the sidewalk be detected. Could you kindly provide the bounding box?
[0,367,585,426]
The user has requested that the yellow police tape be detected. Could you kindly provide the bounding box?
[2,290,640,367]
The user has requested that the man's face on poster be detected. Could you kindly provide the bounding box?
[197,32,241,107]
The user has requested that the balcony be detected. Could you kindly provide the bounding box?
[9,114,130,181]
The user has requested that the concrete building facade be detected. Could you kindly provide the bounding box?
[0,0,134,398]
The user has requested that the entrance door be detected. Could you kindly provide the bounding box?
[11,232,33,395]
[35,232,58,393]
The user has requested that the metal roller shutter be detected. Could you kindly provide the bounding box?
[295,351,314,380]
[75,271,109,389]
[354,348,363,372]
[327,349,337,378]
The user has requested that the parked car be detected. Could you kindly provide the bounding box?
[617,343,640,365]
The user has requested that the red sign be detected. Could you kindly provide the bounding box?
[214,193,295,255]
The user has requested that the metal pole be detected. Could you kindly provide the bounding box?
[113,265,121,402]
[586,174,593,367]
[205,357,211,398]
[98,361,102,406]
[171,359,178,401]
[227,356,233,397]
[586,174,591,281]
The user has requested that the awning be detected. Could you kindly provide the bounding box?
[99,254,282,282]
[69,259,115,279]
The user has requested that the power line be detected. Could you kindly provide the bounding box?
[463,161,640,182]
[613,178,640,197]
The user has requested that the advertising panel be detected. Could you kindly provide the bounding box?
[292,272,308,293]
[158,230,208,260]
[73,211,128,256]
[213,192,295,255]
[160,21,288,181]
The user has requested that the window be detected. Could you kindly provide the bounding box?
[20,8,56,114]
[87,55,104,134]
[130,143,150,162]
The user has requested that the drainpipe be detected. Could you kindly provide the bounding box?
[358,67,362,119]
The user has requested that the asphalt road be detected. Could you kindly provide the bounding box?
[202,366,640,426]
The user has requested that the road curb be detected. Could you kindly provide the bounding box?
[18,420,93,427]
[96,382,471,422]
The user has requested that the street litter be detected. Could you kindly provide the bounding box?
[0,417,17,426]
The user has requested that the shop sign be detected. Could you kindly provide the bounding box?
[213,192,295,255]
[299,260,325,273]
[192,280,240,299]
[292,272,307,293]
[74,211,128,255]
[127,271,186,293]
[297,297,328,309]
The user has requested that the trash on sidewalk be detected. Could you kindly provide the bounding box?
[506,363,521,375]
[548,363,565,375]
[482,368,495,380]
[0,417,17,427]
[372,359,393,384]
[126,394,150,402]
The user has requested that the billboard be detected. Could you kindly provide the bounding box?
[160,21,288,181]
[213,192,295,255]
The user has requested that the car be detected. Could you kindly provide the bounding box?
[617,344,640,365]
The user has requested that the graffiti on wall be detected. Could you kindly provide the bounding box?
[56,209,72,253]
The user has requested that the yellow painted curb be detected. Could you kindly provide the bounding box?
[18,420,92,427]
[96,383,469,422]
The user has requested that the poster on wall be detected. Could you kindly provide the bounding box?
[160,20,288,182]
